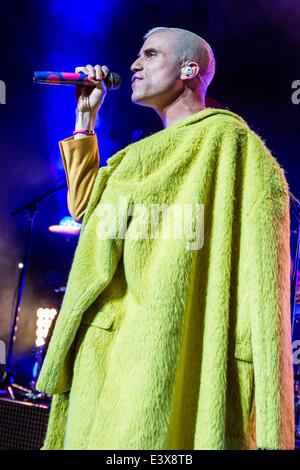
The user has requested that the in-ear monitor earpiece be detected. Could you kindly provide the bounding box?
[184,66,194,76]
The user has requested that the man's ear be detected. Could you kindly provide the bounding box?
[181,62,200,80]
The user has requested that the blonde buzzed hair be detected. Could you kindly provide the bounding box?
[143,27,215,91]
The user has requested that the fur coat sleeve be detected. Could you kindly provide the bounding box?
[243,137,294,448]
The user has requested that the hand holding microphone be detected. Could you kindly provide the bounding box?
[74,64,110,114]
[33,63,121,139]
[74,64,110,139]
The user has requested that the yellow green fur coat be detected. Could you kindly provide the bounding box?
[37,108,294,450]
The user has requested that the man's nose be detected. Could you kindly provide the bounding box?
[130,57,143,72]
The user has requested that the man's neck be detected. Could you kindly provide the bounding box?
[156,88,207,128]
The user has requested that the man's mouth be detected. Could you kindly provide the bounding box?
[131,75,143,83]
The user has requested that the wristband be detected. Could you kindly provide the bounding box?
[73,129,95,136]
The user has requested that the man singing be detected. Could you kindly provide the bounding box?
[37,27,294,450]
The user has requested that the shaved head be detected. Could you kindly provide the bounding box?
[143,27,215,92]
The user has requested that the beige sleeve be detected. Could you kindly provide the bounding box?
[59,134,100,223]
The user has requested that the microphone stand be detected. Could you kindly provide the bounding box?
[0,183,67,399]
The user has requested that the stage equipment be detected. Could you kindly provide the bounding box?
[49,216,81,237]
[0,182,67,398]
[0,398,50,450]
[29,308,58,394]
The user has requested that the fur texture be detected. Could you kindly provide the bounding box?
[37,108,295,450]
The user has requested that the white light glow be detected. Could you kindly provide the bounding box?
[34,307,58,347]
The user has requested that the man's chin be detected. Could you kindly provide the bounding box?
[131,93,152,107]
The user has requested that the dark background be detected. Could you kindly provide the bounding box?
[0,0,299,385]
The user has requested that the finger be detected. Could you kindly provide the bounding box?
[101,65,109,79]
[86,64,95,79]
[94,64,103,80]
[75,66,89,75]
[88,78,101,86]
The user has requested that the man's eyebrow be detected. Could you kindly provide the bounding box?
[137,47,160,58]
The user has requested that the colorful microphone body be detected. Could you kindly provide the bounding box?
[33,71,121,90]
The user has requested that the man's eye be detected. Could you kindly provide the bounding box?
[148,52,156,57]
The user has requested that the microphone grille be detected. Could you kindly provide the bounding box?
[107,72,122,90]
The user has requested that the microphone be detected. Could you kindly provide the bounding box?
[33,71,121,90]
